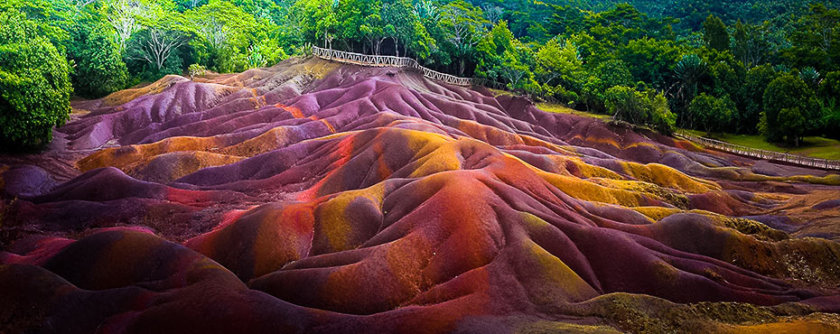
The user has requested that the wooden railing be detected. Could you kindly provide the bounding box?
[676,131,840,171]
[312,46,476,87]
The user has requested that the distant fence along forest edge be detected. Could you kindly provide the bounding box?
[311,46,503,88]
[677,131,840,171]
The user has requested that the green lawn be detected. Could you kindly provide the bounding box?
[538,102,840,161]
[537,102,613,121]
[684,129,840,160]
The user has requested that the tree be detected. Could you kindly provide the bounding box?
[174,0,207,12]
[535,38,584,103]
[335,0,381,53]
[125,6,189,78]
[782,4,840,72]
[760,74,821,145]
[103,0,145,52]
[184,0,257,72]
[71,26,129,97]
[818,71,840,139]
[293,0,338,49]
[414,0,451,69]
[380,0,426,57]
[605,85,676,134]
[741,65,778,134]
[688,93,735,134]
[474,21,537,93]
[776,107,808,146]
[703,14,729,52]
[441,1,487,76]
[0,11,72,149]
[704,50,746,104]
[733,20,771,69]
[605,85,645,124]
[799,66,821,88]
[672,54,708,127]
[619,37,683,90]
[126,28,187,75]
[581,59,634,113]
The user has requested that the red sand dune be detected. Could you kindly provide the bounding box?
[2,57,840,333]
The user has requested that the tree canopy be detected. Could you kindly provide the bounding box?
[2,0,840,147]
[0,11,72,149]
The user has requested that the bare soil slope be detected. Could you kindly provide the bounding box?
[1,57,840,333]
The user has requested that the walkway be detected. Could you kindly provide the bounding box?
[675,131,840,171]
[311,46,479,87]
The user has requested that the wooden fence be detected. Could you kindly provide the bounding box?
[676,131,840,171]
[312,46,476,87]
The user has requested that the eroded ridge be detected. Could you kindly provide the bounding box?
[1,57,840,333]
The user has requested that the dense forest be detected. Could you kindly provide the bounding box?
[2,0,840,149]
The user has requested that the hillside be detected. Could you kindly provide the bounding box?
[1,57,840,333]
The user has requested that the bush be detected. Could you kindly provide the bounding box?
[605,85,676,134]
[0,12,72,150]
[688,93,735,134]
[582,59,633,113]
[70,27,129,98]
[761,74,820,145]
[188,63,206,79]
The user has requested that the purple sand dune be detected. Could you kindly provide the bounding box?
[2,57,840,333]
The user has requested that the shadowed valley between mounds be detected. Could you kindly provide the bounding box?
[2,57,840,333]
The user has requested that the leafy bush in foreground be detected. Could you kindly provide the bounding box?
[0,11,71,150]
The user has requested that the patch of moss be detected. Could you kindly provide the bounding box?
[516,321,622,334]
[633,182,690,209]
[723,218,789,241]
[568,293,820,334]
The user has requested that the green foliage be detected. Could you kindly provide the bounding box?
[442,0,488,75]
[535,38,584,104]
[188,63,206,78]
[761,74,821,145]
[605,86,676,134]
[819,71,840,139]
[741,65,778,133]
[733,20,771,69]
[582,60,633,113]
[782,4,840,72]
[704,50,746,101]
[184,0,257,72]
[673,54,708,115]
[702,14,729,51]
[71,26,129,98]
[475,21,539,94]
[799,66,821,88]
[776,107,808,146]
[0,11,72,150]
[3,0,839,148]
[688,93,735,134]
[620,37,682,89]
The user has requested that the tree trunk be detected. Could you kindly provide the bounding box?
[378,38,389,56]
[459,58,465,76]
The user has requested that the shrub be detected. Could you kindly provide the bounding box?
[605,85,676,134]
[581,59,633,113]
[188,63,206,79]
[70,27,129,98]
[0,12,72,150]
[761,74,820,145]
[688,93,735,134]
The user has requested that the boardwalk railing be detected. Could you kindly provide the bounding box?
[312,46,476,87]
[676,131,840,171]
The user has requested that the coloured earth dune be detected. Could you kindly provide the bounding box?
[1,57,840,333]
